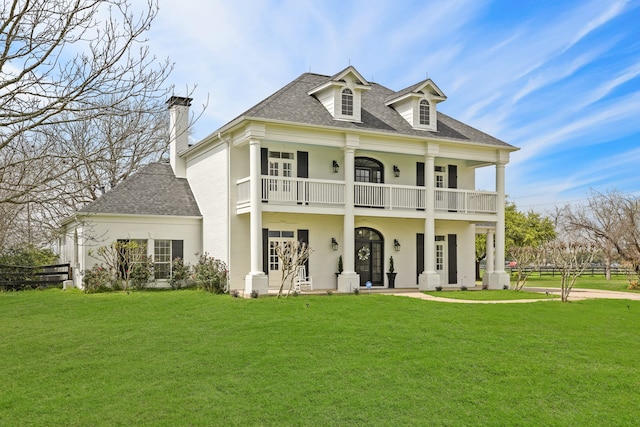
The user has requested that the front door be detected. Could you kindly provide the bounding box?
[267,230,295,288]
[355,227,384,286]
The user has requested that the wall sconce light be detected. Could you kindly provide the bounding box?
[394,239,401,251]
[393,165,400,177]
[332,160,340,173]
[331,237,339,251]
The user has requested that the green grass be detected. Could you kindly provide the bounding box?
[424,290,558,300]
[522,273,638,292]
[2,289,640,426]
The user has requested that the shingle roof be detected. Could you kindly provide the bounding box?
[224,71,515,148]
[78,162,201,217]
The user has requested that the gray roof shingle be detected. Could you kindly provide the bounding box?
[223,72,515,148]
[78,162,201,217]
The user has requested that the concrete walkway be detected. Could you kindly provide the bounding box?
[387,287,640,304]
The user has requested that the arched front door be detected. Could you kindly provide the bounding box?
[355,227,384,286]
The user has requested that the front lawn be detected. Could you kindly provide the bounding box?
[523,273,637,292]
[424,289,558,300]
[1,289,639,426]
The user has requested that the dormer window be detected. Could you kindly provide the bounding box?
[342,89,353,116]
[419,100,430,125]
[307,66,371,122]
[385,78,446,131]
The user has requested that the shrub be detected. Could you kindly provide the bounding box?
[353,288,360,295]
[130,259,154,290]
[0,244,57,266]
[460,285,468,291]
[82,264,115,293]
[230,289,240,298]
[170,257,191,290]
[435,286,443,292]
[250,289,259,298]
[193,253,228,294]
[628,280,640,290]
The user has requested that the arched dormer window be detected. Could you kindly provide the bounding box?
[342,88,353,116]
[419,99,430,125]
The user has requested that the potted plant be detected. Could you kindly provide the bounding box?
[335,255,343,284]
[387,256,397,288]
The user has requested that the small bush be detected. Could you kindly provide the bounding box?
[460,286,468,291]
[628,280,640,290]
[250,290,259,299]
[326,290,333,296]
[435,286,443,292]
[82,264,115,293]
[193,253,228,294]
[170,257,191,290]
[130,259,153,290]
[230,289,240,298]
[353,288,360,295]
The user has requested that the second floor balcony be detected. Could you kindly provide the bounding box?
[237,177,498,217]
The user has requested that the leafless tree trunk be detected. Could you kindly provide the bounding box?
[274,240,313,298]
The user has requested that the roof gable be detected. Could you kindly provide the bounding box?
[385,79,447,105]
[78,162,201,217]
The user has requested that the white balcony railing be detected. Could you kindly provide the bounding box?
[236,177,497,214]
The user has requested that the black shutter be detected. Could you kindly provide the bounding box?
[297,151,308,178]
[448,165,458,211]
[171,240,184,260]
[448,234,457,285]
[262,228,269,275]
[261,148,268,175]
[297,229,309,274]
[297,151,309,205]
[416,233,424,284]
[416,162,425,186]
[416,162,425,211]
[448,165,457,189]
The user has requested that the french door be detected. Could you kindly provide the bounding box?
[355,227,384,286]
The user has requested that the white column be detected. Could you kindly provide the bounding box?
[485,230,495,274]
[338,137,360,292]
[245,139,268,295]
[495,162,506,273]
[343,146,355,274]
[424,153,436,275]
[419,145,440,290]
[485,158,510,289]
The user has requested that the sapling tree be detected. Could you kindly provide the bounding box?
[544,240,595,302]
[88,240,148,290]
[274,240,313,298]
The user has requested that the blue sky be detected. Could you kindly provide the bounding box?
[148,0,640,212]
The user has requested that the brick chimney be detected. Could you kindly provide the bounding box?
[167,96,192,178]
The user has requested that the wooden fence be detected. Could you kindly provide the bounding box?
[507,266,628,277]
[0,263,71,290]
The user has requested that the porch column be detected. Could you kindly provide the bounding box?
[419,145,440,290]
[245,138,268,295]
[485,157,510,289]
[338,136,359,292]
[485,230,495,275]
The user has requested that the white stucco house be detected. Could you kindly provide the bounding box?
[59,66,518,293]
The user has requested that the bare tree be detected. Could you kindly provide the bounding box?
[510,246,543,291]
[274,240,313,298]
[0,0,172,207]
[562,190,640,281]
[544,240,595,302]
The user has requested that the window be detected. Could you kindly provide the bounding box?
[419,100,430,125]
[342,88,353,116]
[154,240,171,279]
